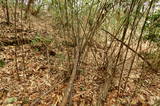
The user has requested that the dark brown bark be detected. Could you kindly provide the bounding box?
[5,0,10,24]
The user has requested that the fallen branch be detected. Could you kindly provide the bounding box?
[102,29,157,73]
[0,37,31,46]
[61,47,80,106]
[30,79,64,106]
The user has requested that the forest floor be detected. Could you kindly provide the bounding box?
[0,11,160,106]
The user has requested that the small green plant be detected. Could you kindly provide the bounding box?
[22,97,30,104]
[31,33,53,52]
[31,33,52,45]
[0,59,5,67]
[55,53,65,61]
[142,9,160,73]
[144,10,160,45]
[31,36,41,44]
[78,69,85,75]
[5,97,17,104]
[80,86,86,91]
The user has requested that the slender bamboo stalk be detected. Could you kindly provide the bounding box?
[123,0,155,92]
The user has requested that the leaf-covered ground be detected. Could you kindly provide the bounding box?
[0,11,160,106]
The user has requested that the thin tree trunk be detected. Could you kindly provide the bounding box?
[97,1,135,105]
[14,0,20,81]
[123,0,155,91]
[25,0,34,19]
[61,48,80,106]
[5,0,10,24]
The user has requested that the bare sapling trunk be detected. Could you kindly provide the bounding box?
[5,0,10,24]
[1,0,10,24]
[25,0,34,19]
[61,47,80,106]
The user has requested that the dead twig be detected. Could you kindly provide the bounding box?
[30,79,64,106]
